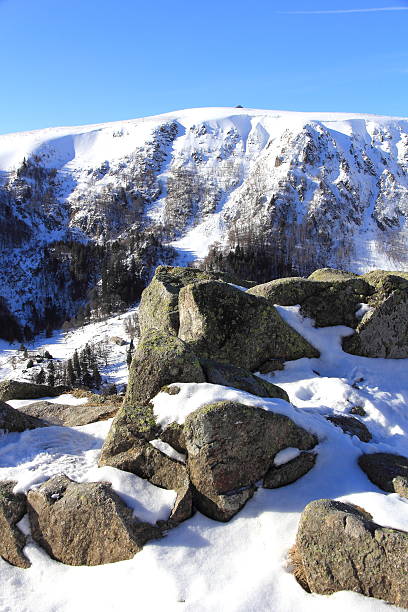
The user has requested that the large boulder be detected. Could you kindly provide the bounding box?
[308,268,360,282]
[247,277,320,305]
[178,281,319,371]
[0,481,30,568]
[138,265,254,336]
[358,453,408,497]
[199,357,289,401]
[248,275,372,328]
[343,289,408,357]
[124,329,205,407]
[17,401,118,427]
[184,401,317,521]
[0,401,47,433]
[27,475,161,566]
[0,380,68,402]
[299,279,372,328]
[295,499,408,608]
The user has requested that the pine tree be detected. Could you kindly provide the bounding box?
[66,359,76,387]
[73,350,81,379]
[35,368,46,384]
[47,361,55,387]
[82,369,93,388]
[92,364,102,389]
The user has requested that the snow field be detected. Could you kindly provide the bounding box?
[0,306,407,611]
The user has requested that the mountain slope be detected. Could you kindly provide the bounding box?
[1,107,408,337]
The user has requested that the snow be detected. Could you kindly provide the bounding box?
[355,303,374,319]
[0,308,138,387]
[1,306,408,611]
[274,447,301,466]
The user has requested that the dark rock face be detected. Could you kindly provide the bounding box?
[0,380,68,402]
[295,499,408,608]
[199,357,289,402]
[178,281,319,371]
[160,423,186,454]
[326,415,372,442]
[0,481,30,568]
[184,401,317,521]
[17,401,118,427]
[138,265,254,337]
[0,401,47,433]
[343,289,408,357]
[124,329,205,407]
[358,453,408,497]
[263,452,316,489]
[27,475,161,566]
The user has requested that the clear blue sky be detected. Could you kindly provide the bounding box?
[0,0,407,134]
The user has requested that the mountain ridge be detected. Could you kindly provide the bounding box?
[1,106,408,339]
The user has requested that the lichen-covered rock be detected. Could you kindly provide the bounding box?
[326,415,372,442]
[0,380,68,402]
[17,400,118,427]
[295,499,408,608]
[199,357,289,401]
[99,402,191,517]
[27,475,161,566]
[263,452,316,488]
[0,481,30,568]
[247,277,320,305]
[99,403,159,460]
[138,265,254,336]
[99,410,193,525]
[0,400,47,433]
[124,329,205,406]
[358,453,408,496]
[308,268,360,282]
[184,401,317,521]
[343,289,408,357]
[178,281,319,371]
[248,273,372,328]
[300,279,372,328]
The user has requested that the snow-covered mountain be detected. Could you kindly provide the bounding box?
[1,106,408,336]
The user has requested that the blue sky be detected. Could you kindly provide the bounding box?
[0,0,407,133]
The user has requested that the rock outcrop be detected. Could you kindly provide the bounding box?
[0,400,47,433]
[17,400,118,427]
[248,273,372,328]
[124,328,205,407]
[343,288,408,358]
[27,475,161,566]
[295,499,408,608]
[0,380,68,402]
[358,453,408,497]
[138,265,254,336]
[183,401,317,521]
[326,414,372,442]
[99,404,193,525]
[0,481,30,568]
[178,281,319,371]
